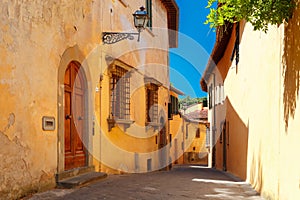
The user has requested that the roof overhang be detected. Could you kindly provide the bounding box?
[170,85,185,96]
[144,76,163,87]
[200,23,233,92]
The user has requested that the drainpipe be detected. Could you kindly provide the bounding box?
[99,74,103,171]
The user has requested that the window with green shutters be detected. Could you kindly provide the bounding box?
[145,0,152,29]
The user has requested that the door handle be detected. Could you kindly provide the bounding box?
[65,115,72,119]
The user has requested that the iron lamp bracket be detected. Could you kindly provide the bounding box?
[102,32,141,44]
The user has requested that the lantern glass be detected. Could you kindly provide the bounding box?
[133,8,149,31]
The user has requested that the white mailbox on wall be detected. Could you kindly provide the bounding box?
[42,116,55,131]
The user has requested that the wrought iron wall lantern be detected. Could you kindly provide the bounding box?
[102,6,149,44]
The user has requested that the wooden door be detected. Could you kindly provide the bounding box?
[64,61,87,170]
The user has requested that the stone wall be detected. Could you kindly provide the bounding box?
[0,0,174,198]
[0,0,94,197]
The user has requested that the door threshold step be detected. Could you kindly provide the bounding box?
[56,166,95,181]
[57,172,107,189]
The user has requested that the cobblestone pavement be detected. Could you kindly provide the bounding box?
[28,165,264,200]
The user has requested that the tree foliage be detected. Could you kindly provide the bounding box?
[179,96,207,109]
[205,0,295,32]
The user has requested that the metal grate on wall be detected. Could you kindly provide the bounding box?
[146,84,158,123]
[110,65,130,120]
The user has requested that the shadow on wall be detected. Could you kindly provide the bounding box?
[249,143,263,194]
[225,98,249,180]
[283,3,300,131]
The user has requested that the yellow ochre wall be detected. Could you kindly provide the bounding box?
[0,0,174,198]
[92,0,171,174]
[221,4,300,199]
[210,22,248,180]
[169,114,208,165]
[168,91,208,166]
[0,0,97,198]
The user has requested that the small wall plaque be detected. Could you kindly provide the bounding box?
[42,116,55,131]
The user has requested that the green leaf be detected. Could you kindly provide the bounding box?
[204,0,296,32]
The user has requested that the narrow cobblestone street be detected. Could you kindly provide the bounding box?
[28,165,263,200]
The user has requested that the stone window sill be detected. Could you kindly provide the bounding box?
[107,118,134,132]
[146,122,160,131]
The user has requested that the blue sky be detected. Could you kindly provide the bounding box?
[169,0,216,98]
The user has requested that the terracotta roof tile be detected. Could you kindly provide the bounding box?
[184,109,208,120]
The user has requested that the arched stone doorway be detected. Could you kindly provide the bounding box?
[57,45,93,174]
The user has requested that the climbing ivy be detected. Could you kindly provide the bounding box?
[205,0,296,32]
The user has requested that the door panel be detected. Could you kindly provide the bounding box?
[64,91,72,154]
[64,62,87,171]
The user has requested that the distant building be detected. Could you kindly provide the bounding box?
[184,109,208,122]
[169,87,209,165]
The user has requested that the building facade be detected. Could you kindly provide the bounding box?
[168,87,208,166]
[201,4,300,200]
[0,0,178,198]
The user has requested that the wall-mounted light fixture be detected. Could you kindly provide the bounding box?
[102,6,149,44]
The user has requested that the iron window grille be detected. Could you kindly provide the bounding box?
[110,65,130,120]
[146,84,158,123]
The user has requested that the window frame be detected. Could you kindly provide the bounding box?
[145,0,152,29]
[168,95,179,119]
[208,85,213,109]
[109,65,131,120]
[196,128,200,138]
[146,83,158,123]
[230,22,240,66]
